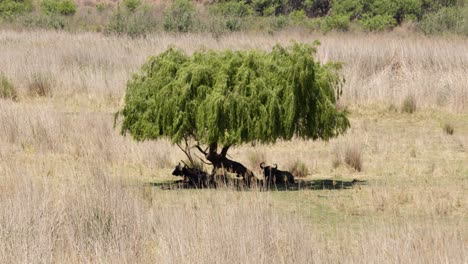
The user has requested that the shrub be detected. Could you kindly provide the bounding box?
[28,73,52,97]
[0,74,17,101]
[289,160,309,178]
[443,122,454,135]
[23,14,67,29]
[344,144,363,172]
[123,0,140,13]
[401,94,417,114]
[320,14,350,32]
[269,15,289,31]
[210,1,252,17]
[289,9,306,24]
[251,0,283,16]
[40,0,77,16]
[163,0,196,32]
[106,4,158,38]
[0,0,32,18]
[360,14,397,31]
[95,2,107,13]
[419,6,467,35]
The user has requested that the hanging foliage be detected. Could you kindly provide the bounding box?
[120,42,349,181]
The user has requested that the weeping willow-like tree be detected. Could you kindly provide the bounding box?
[120,42,349,177]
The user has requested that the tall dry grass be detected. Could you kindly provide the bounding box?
[0,30,466,112]
[0,164,466,263]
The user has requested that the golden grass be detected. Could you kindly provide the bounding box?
[0,30,466,112]
[0,30,467,263]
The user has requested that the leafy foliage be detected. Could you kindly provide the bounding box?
[420,6,467,35]
[320,14,350,31]
[40,0,77,16]
[0,0,32,18]
[121,43,349,148]
[106,3,158,38]
[163,0,196,32]
[360,14,397,31]
[123,0,140,13]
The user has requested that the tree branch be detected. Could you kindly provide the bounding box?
[194,144,208,155]
[176,140,194,166]
[221,145,231,157]
[194,153,212,166]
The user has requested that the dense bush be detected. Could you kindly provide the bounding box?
[209,1,252,17]
[360,14,397,31]
[40,0,77,16]
[123,0,141,12]
[320,14,350,32]
[18,13,67,29]
[250,0,284,16]
[163,0,196,32]
[0,0,32,18]
[420,6,467,35]
[106,4,158,38]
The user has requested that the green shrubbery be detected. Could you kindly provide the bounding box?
[420,6,467,35]
[0,0,32,18]
[163,0,196,32]
[320,14,350,32]
[106,3,157,37]
[40,0,77,16]
[1,0,465,36]
[360,14,397,31]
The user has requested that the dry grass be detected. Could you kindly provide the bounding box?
[0,30,467,263]
[0,30,467,112]
[344,143,363,172]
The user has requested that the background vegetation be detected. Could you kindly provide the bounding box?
[0,0,467,36]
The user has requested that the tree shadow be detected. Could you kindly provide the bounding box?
[146,178,366,191]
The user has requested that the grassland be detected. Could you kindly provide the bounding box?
[0,30,467,263]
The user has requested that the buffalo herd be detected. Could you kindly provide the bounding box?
[171,161,296,190]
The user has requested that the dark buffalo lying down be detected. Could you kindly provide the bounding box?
[260,162,295,187]
[172,163,210,188]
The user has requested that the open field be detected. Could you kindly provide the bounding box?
[0,30,467,263]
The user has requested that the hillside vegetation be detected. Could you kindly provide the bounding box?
[0,0,467,36]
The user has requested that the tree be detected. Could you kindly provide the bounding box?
[120,42,349,184]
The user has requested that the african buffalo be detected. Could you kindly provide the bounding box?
[172,163,210,188]
[260,162,295,188]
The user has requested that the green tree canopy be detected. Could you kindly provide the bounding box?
[120,42,349,178]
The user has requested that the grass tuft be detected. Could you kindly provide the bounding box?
[28,73,53,97]
[401,94,417,114]
[443,122,454,135]
[289,159,309,178]
[344,144,363,172]
[0,74,17,101]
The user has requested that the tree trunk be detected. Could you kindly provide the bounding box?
[204,143,254,186]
